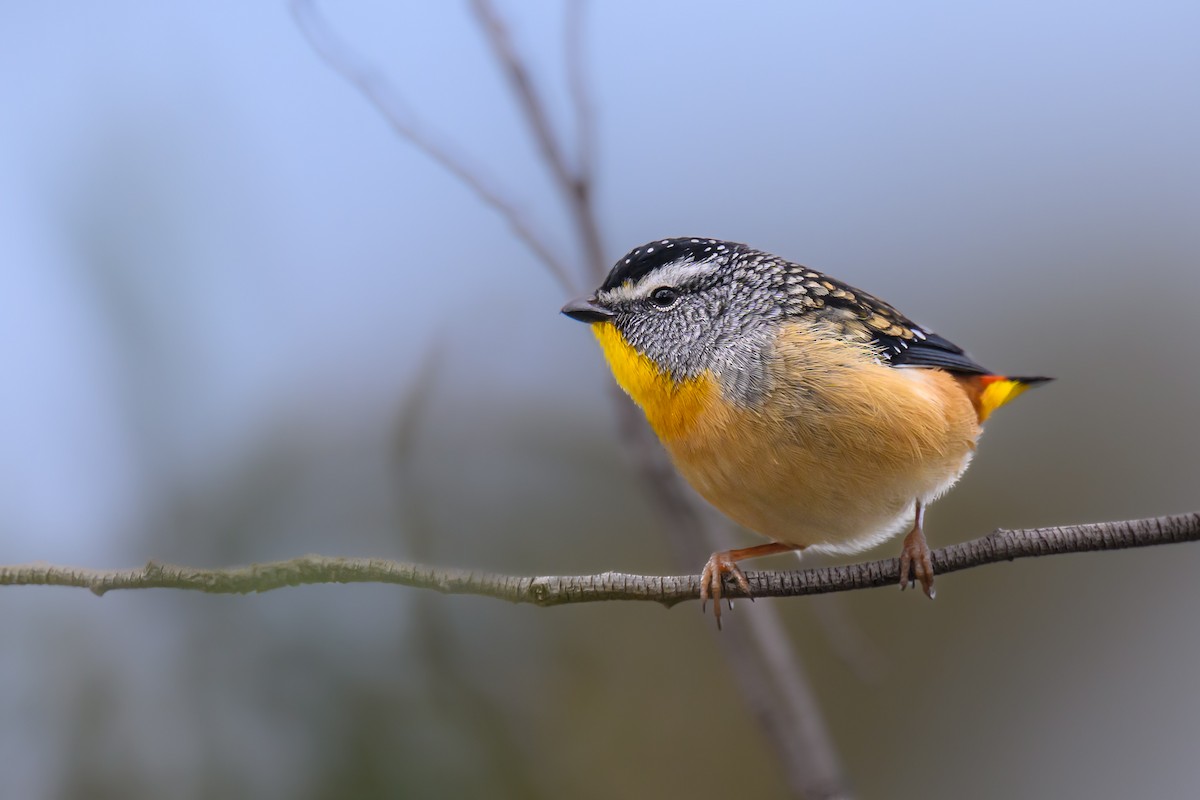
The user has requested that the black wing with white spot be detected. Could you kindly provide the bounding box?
[887,330,991,374]
[776,259,992,375]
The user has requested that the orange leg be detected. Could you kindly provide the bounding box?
[898,501,936,599]
[700,542,802,629]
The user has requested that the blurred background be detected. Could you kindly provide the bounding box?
[1,1,1198,797]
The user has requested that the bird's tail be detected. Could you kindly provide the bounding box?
[971,375,1053,422]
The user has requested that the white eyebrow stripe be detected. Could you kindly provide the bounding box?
[601,257,720,303]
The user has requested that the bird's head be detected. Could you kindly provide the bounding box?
[562,238,786,407]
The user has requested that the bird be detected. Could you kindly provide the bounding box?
[561,237,1050,625]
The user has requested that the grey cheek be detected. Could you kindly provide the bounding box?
[648,306,709,381]
[617,313,697,383]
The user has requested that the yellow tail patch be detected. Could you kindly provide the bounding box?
[591,322,714,441]
[977,377,1033,422]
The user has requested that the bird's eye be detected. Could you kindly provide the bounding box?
[648,286,679,308]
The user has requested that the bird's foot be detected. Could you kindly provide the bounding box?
[700,551,753,630]
[898,522,936,599]
[699,542,803,628]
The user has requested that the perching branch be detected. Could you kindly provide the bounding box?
[4,512,1195,600]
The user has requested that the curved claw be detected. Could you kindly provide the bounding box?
[698,542,804,628]
[700,551,755,630]
[898,506,936,599]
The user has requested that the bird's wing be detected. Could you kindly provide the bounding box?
[778,262,992,375]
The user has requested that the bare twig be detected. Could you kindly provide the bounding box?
[740,603,849,800]
[807,594,887,685]
[4,512,1195,600]
[469,0,607,277]
[564,0,596,194]
[388,347,544,797]
[289,0,579,293]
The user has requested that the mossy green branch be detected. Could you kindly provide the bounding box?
[2,512,1195,604]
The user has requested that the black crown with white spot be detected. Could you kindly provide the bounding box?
[596,236,1000,376]
[600,238,737,291]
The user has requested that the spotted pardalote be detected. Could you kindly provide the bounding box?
[563,238,1050,624]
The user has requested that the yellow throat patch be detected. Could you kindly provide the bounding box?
[592,322,713,441]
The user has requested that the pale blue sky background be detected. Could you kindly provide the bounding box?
[1,2,1198,797]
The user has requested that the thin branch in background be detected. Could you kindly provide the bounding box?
[564,0,596,202]
[807,594,887,685]
[469,0,607,277]
[390,340,446,474]
[389,347,544,798]
[742,604,849,800]
[289,0,579,294]
[470,0,573,195]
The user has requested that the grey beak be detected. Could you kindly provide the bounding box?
[561,297,614,324]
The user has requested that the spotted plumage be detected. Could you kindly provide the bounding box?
[562,237,1051,625]
[606,237,992,376]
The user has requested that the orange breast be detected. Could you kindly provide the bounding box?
[658,322,984,552]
